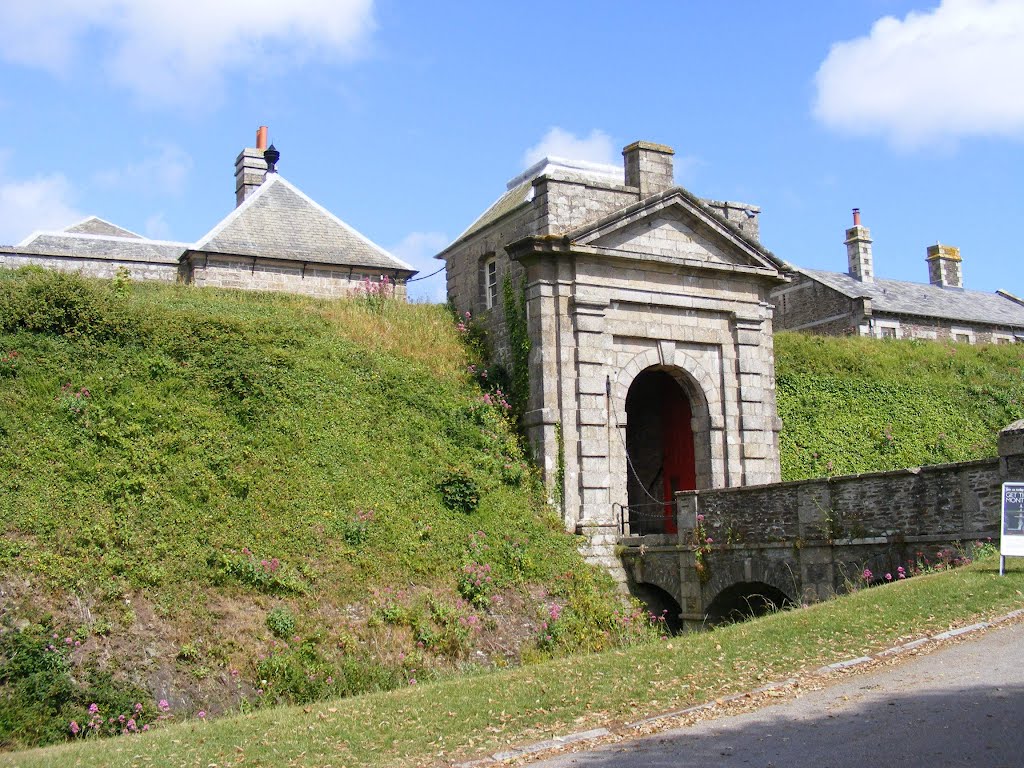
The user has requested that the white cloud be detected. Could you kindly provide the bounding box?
[94,144,193,196]
[144,213,172,241]
[388,231,449,303]
[1,0,376,107]
[522,128,618,168]
[813,0,1024,148]
[0,163,82,244]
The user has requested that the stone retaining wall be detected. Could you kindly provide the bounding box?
[675,457,1008,548]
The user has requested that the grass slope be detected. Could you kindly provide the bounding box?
[4,270,1024,753]
[5,553,1023,768]
[0,270,654,749]
[775,331,1024,480]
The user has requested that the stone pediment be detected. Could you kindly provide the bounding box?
[569,192,782,274]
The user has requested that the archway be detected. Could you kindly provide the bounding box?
[625,367,697,535]
[626,581,684,635]
[703,581,795,626]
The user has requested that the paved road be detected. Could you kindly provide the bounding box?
[527,620,1024,767]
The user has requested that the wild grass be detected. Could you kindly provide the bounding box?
[1,270,646,749]
[775,331,1024,480]
[5,270,1024,755]
[4,552,1022,768]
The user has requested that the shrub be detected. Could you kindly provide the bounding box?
[0,620,157,748]
[266,607,296,639]
[457,561,495,609]
[0,350,18,377]
[438,470,479,513]
[208,549,308,595]
[335,509,375,547]
[0,269,135,341]
[255,640,404,706]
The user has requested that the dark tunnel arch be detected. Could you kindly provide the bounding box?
[703,581,795,626]
[627,581,684,635]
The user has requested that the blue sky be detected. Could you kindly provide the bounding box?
[1,0,1021,302]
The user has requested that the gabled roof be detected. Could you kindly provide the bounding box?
[799,268,1024,328]
[448,180,534,249]
[193,174,414,273]
[12,230,187,264]
[64,216,142,239]
[569,187,787,275]
[441,157,627,256]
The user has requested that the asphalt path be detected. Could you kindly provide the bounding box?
[525,620,1024,768]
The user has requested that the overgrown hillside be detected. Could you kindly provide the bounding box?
[0,270,656,750]
[776,330,1024,481]
[4,269,1024,751]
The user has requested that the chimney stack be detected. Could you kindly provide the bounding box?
[623,141,675,197]
[845,208,874,282]
[235,125,270,207]
[926,243,963,289]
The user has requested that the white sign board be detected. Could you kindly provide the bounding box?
[1000,482,1024,574]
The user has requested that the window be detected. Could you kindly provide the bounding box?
[483,256,498,310]
[875,321,899,339]
[951,328,975,344]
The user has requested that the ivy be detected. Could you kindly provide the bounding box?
[502,273,531,425]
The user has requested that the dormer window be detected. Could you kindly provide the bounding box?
[483,256,498,310]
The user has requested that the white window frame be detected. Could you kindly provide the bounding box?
[484,257,498,310]
[951,327,975,344]
[875,320,900,340]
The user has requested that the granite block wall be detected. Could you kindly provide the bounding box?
[0,253,180,283]
[186,254,407,300]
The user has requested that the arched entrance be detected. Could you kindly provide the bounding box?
[625,367,697,535]
[703,582,795,626]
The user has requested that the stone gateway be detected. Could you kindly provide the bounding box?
[438,141,787,566]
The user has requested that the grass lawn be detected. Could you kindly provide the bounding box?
[5,553,1022,768]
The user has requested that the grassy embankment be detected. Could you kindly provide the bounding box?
[775,330,1024,480]
[0,269,656,750]
[5,553,1023,768]
[3,268,1024,757]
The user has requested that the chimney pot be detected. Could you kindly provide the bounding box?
[256,126,268,151]
[264,144,280,174]
[852,207,861,226]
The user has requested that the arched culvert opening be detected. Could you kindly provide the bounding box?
[703,582,795,626]
[626,582,684,635]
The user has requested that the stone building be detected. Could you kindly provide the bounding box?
[771,209,1024,343]
[0,127,415,299]
[437,141,787,562]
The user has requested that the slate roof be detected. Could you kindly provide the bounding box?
[193,174,415,273]
[64,217,142,238]
[12,231,187,264]
[449,180,533,247]
[443,157,625,253]
[799,268,1024,328]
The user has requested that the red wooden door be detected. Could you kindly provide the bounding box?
[660,376,695,534]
